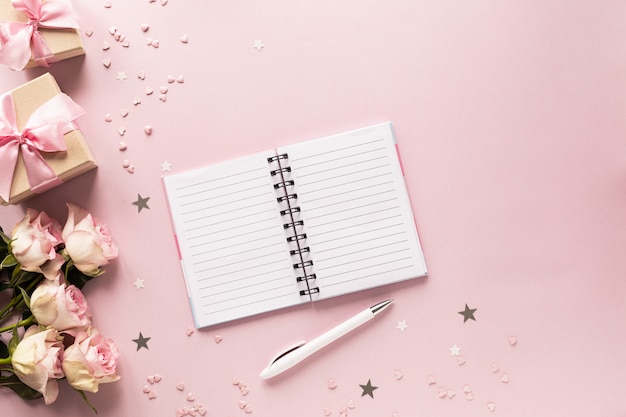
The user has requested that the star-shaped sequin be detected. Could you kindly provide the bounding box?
[116,71,128,82]
[133,278,145,290]
[449,344,461,356]
[458,304,477,322]
[253,39,264,51]
[161,160,172,172]
[359,379,378,398]
[133,332,151,351]
[396,320,408,332]
[132,194,150,213]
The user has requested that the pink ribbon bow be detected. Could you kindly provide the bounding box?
[0,0,79,70]
[0,90,85,203]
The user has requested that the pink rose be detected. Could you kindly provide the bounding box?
[30,279,92,334]
[62,328,120,393]
[11,326,64,405]
[10,209,64,280]
[62,203,118,276]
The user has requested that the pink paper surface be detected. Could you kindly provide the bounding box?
[1,1,626,415]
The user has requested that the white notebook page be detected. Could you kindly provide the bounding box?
[279,122,427,299]
[163,150,306,328]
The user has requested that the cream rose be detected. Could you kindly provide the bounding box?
[62,328,120,393]
[11,326,64,405]
[10,209,64,280]
[30,279,92,334]
[62,203,118,276]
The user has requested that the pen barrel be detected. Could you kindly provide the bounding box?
[306,309,374,353]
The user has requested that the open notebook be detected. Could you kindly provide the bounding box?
[163,122,427,328]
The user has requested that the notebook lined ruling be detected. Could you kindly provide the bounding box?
[163,122,427,328]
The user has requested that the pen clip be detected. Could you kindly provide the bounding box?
[267,340,306,365]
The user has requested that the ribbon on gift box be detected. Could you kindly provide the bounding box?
[0,0,79,70]
[0,90,85,203]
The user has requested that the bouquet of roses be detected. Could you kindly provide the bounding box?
[0,203,120,409]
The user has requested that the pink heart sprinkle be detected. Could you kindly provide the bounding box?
[142,385,151,393]
[159,94,167,102]
[394,370,403,380]
[120,109,128,117]
[145,87,153,95]
[239,384,249,395]
[84,28,93,37]
[148,0,156,2]
[160,86,168,94]
[185,327,194,336]
[327,378,337,389]
[232,377,240,385]
[437,387,447,398]
[196,406,207,416]
[176,410,184,417]
[238,401,247,409]
[114,32,121,41]
[161,0,168,5]
[487,402,496,412]
[147,375,155,384]
[214,335,222,343]
[323,407,332,416]
[144,125,153,135]
[102,58,111,68]
[167,75,175,84]
[491,363,500,373]
[148,391,156,399]
[122,40,130,47]
[180,35,189,43]
[102,41,110,50]
[508,336,518,346]
[119,34,126,42]
[151,39,160,48]
[243,405,252,414]
[501,373,509,383]
[186,393,195,402]
[447,390,456,399]
[146,37,153,45]
[176,75,185,83]
[108,26,117,35]
[465,392,474,401]
[118,141,127,151]
[126,165,135,174]
[346,399,355,409]
[339,406,348,415]
[104,1,111,8]
[118,127,126,136]
[456,356,466,365]
[137,71,146,80]
[463,384,472,393]
[133,97,141,105]
[181,408,189,415]
[104,113,112,122]
[176,382,185,391]
[122,160,130,168]
[427,375,436,385]
[154,374,162,383]
[141,23,149,32]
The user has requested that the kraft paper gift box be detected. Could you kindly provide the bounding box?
[0,0,84,70]
[0,73,96,205]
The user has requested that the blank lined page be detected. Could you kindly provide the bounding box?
[163,150,306,328]
[279,123,427,299]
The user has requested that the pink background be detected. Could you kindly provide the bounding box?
[2,0,626,415]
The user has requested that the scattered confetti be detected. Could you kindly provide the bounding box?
[327,378,337,389]
[114,32,121,41]
[490,363,499,373]
[151,39,160,48]
[133,278,145,289]
[160,86,168,94]
[144,125,153,135]
[487,402,496,412]
[148,391,157,399]
[458,304,477,322]
[463,384,472,393]
[185,326,194,336]
[465,392,474,401]
[133,97,141,105]
[239,384,249,395]
[122,40,130,47]
[104,113,112,122]
[126,165,135,174]
[118,127,126,136]
[143,385,151,393]
[508,336,517,346]
[141,23,150,32]
[214,334,222,343]
[437,387,447,398]
[161,0,168,5]
[359,379,378,398]
[132,194,150,212]
[393,370,403,380]
[427,375,436,385]
[180,34,189,43]
[154,374,162,382]
[102,41,110,50]
[116,71,128,82]
[138,71,146,80]
[161,161,172,172]
[500,373,509,383]
[346,400,355,409]
[133,332,151,350]
[186,393,195,402]
[120,109,129,117]
[104,1,111,8]
[323,407,332,416]
[176,382,185,391]
[253,39,264,51]
[84,28,93,37]
[456,356,466,366]
[396,320,408,332]
[118,141,127,151]
[108,26,117,35]
[176,75,184,83]
[159,94,167,102]
[449,344,461,356]
[167,75,175,84]
[145,87,154,95]
[102,58,111,68]
[447,389,456,399]
[232,377,240,385]
[122,160,131,168]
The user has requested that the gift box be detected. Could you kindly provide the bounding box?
[0,0,84,70]
[0,73,96,205]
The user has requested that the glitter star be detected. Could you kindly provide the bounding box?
[116,71,128,82]
[396,320,408,332]
[132,194,150,213]
[132,332,151,351]
[458,304,477,322]
[133,278,145,290]
[449,344,461,356]
[161,160,172,172]
[253,39,264,51]
[359,379,378,398]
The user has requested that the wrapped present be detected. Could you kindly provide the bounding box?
[0,72,96,205]
[0,0,84,71]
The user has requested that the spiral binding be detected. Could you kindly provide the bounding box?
[268,152,319,297]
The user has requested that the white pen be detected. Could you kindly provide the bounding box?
[259,299,394,379]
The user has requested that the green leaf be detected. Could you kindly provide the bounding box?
[8,325,19,355]
[1,254,17,269]
[75,389,98,414]
[0,374,43,401]
[0,228,10,245]
[0,339,8,359]
[66,267,95,290]
[18,287,31,309]
[10,268,39,289]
